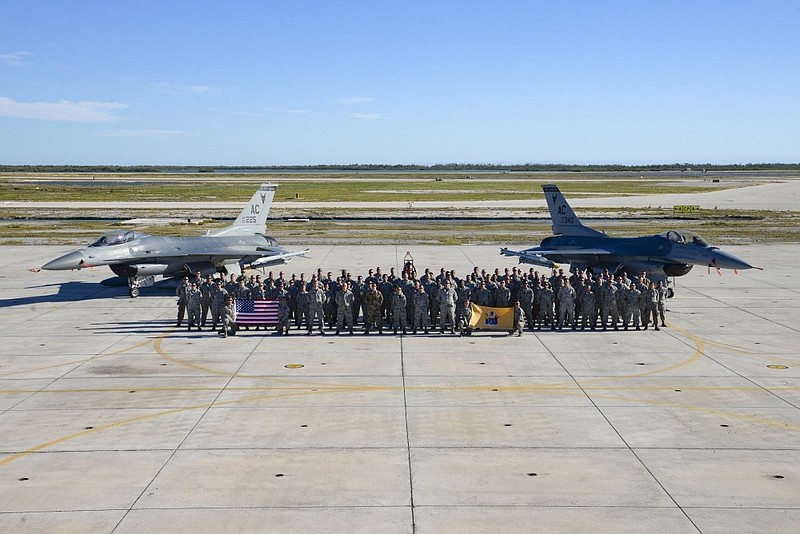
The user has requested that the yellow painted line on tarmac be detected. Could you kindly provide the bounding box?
[4,321,795,469]
[0,388,349,468]
[587,392,800,433]
[0,337,160,378]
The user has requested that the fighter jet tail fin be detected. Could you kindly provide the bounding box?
[207,184,277,237]
[542,184,604,237]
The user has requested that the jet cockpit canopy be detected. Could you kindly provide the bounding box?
[88,230,142,247]
[660,229,710,248]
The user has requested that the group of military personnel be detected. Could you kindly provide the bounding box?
[175,262,669,338]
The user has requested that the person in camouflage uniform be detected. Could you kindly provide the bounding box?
[473,281,492,307]
[351,275,364,325]
[494,280,511,308]
[335,281,355,335]
[438,280,457,334]
[643,281,660,331]
[276,295,291,335]
[187,281,202,331]
[537,281,554,330]
[511,300,524,336]
[362,281,384,334]
[176,276,190,327]
[599,278,620,331]
[378,274,393,321]
[580,283,597,330]
[390,285,408,334]
[211,278,229,331]
[412,284,430,334]
[636,275,649,322]
[427,279,441,325]
[321,281,334,329]
[295,284,310,330]
[225,273,238,297]
[516,280,534,330]
[622,281,642,330]
[218,295,237,338]
[556,279,576,330]
[656,280,668,327]
[458,299,473,336]
[455,279,472,325]
[200,275,215,326]
[307,280,327,335]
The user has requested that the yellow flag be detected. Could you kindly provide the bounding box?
[469,303,514,331]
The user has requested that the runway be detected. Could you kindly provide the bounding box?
[0,245,798,532]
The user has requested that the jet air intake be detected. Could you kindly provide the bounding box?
[110,264,171,278]
[663,263,693,277]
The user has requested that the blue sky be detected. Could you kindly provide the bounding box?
[1,1,798,165]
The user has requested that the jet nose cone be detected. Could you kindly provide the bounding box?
[711,249,757,271]
[42,251,88,271]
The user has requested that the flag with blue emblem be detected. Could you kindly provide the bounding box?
[234,299,280,326]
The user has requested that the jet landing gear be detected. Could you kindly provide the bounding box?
[127,275,155,298]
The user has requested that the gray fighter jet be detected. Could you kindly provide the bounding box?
[501,184,759,295]
[42,184,307,297]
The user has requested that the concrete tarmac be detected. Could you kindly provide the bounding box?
[1,245,798,533]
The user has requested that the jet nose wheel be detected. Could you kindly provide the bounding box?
[667,287,674,298]
[129,287,140,298]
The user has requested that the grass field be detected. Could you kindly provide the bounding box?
[0,171,755,202]
[1,171,798,246]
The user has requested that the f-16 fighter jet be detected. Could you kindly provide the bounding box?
[43,184,307,297]
[501,184,759,296]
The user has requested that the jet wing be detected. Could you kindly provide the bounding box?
[501,247,612,268]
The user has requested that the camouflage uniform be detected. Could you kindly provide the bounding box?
[623,284,642,329]
[455,282,472,322]
[351,278,364,325]
[458,301,473,336]
[427,281,440,325]
[250,283,265,300]
[656,282,668,327]
[580,289,597,330]
[218,298,237,338]
[276,298,290,335]
[211,282,229,330]
[187,285,202,330]
[493,282,511,308]
[176,279,190,326]
[335,286,355,334]
[295,288,310,330]
[200,277,215,326]
[362,286,384,334]
[517,284,534,329]
[307,284,326,334]
[473,284,492,307]
[557,283,576,329]
[412,288,430,334]
[599,282,619,330]
[379,278,393,320]
[644,283,660,330]
[512,303,524,336]
[390,289,408,334]
[438,283,457,334]
[538,284,554,330]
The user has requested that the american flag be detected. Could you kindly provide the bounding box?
[234,299,280,326]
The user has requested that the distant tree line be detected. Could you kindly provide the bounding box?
[2,163,799,173]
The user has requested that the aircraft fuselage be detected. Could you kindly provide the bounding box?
[42,233,282,276]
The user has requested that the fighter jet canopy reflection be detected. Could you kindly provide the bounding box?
[501,184,759,296]
[42,184,308,297]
